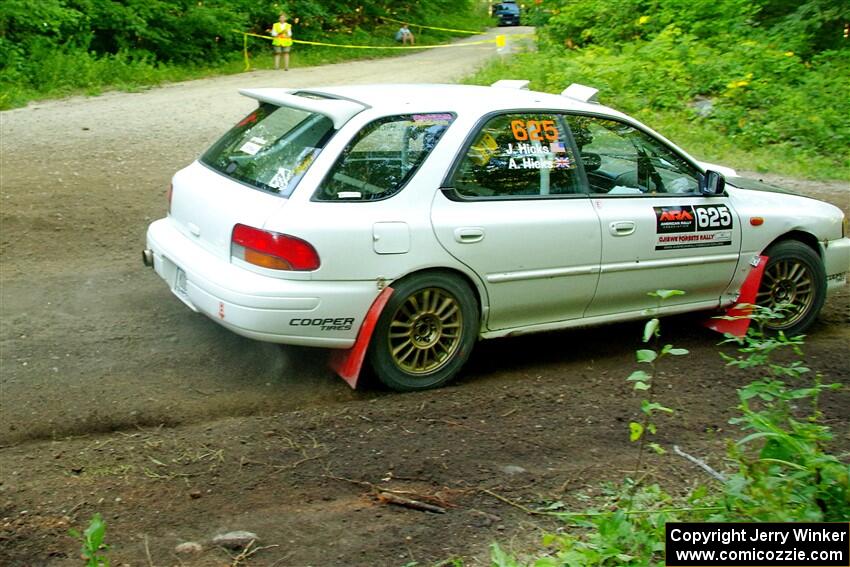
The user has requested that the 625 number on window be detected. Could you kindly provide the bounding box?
[694,205,733,231]
[510,120,559,142]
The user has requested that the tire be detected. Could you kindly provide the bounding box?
[757,240,827,335]
[368,272,479,392]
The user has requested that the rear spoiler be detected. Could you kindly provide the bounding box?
[239,89,367,129]
[561,83,599,104]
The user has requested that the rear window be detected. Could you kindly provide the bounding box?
[201,103,335,197]
[313,113,455,202]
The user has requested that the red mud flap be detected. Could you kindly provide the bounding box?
[703,255,768,338]
[328,287,394,389]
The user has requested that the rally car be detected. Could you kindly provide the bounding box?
[143,81,850,391]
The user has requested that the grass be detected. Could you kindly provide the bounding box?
[639,110,850,180]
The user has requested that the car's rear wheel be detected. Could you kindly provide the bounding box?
[368,272,479,391]
[756,240,826,335]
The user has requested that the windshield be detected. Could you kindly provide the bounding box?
[495,3,519,14]
[201,103,335,197]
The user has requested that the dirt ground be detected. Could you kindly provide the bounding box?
[1,27,848,566]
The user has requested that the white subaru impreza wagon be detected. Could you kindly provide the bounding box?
[144,81,850,391]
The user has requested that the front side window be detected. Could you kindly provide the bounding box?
[451,113,582,198]
[314,113,455,201]
[201,103,335,197]
[564,115,700,195]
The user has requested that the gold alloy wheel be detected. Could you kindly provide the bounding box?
[756,258,815,329]
[388,287,463,375]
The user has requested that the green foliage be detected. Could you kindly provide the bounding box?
[466,0,850,180]
[718,306,848,522]
[0,0,489,60]
[69,513,109,567]
[0,0,489,109]
[490,305,848,566]
[628,291,686,469]
[541,484,675,566]
[530,0,848,57]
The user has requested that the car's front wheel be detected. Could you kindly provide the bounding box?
[756,240,826,335]
[368,272,479,391]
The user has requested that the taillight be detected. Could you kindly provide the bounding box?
[231,224,320,271]
[166,183,173,214]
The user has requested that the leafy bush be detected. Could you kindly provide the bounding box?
[531,0,849,57]
[718,310,849,522]
[465,0,850,179]
[491,304,848,565]
[0,0,489,109]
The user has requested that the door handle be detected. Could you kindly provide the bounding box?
[454,227,485,244]
[609,221,636,236]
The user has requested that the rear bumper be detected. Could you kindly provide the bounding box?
[145,218,379,348]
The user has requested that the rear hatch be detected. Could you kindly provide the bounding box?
[169,90,366,260]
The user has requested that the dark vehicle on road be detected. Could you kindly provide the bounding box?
[493,1,521,26]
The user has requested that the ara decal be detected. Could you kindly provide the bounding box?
[654,204,734,250]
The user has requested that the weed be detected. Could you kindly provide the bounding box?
[717,305,847,522]
[627,290,688,470]
[69,513,109,567]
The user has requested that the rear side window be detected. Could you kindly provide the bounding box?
[313,113,455,201]
[201,103,335,197]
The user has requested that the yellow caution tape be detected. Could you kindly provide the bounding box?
[236,30,509,69]
[238,30,500,49]
[292,36,501,49]
[380,16,483,35]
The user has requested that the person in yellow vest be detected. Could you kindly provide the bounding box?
[271,13,293,71]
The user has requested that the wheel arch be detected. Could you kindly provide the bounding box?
[764,230,822,258]
[390,266,487,331]
[756,233,828,335]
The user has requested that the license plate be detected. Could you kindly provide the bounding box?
[174,268,188,296]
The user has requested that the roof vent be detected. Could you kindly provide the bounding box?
[561,83,600,103]
[491,80,530,90]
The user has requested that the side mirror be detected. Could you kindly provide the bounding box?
[700,170,726,196]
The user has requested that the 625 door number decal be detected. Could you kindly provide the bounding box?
[654,204,734,250]
[694,205,733,232]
